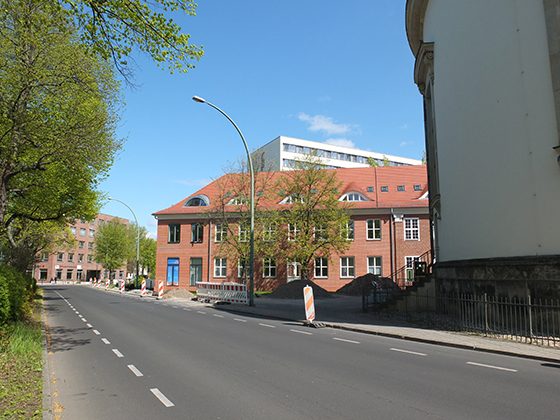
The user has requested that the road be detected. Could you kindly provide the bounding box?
[43,285,560,419]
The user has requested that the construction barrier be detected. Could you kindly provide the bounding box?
[96,279,100,288]
[196,282,248,304]
[105,279,110,290]
[158,280,164,300]
[121,280,125,293]
[141,280,146,297]
[303,285,315,322]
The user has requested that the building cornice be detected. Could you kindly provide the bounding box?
[405,0,430,57]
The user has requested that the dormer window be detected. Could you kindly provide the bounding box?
[184,195,209,207]
[280,193,306,204]
[397,185,405,192]
[340,192,368,202]
[227,196,248,205]
[414,185,422,191]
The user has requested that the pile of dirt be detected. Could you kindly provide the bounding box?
[267,280,332,299]
[164,288,196,300]
[335,273,399,295]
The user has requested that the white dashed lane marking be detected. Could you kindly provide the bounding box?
[112,349,124,358]
[102,338,111,345]
[333,337,360,344]
[390,348,427,356]
[467,362,517,372]
[127,364,144,377]
[150,388,175,407]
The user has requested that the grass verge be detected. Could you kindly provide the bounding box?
[0,293,43,419]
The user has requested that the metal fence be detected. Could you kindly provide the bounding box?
[364,290,560,348]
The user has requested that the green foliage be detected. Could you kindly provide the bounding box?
[93,218,133,276]
[273,153,352,280]
[0,265,35,324]
[63,0,203,79]
[0,1,124,255]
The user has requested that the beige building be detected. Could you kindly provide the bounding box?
[406,0,560,296]
[33,213,129,283]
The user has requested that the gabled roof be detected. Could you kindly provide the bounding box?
[153,165,428,217]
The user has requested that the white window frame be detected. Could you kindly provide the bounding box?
[263,223,276,241]
[214,258,227,278]
[404,218,420,241]
[366,219,381,240]
[343,220,354,241]
[314,224,328,241]
[288,223,299,241]
[367,256,382,276]
[237,259,248,278]
[314,257,328,278]
[215,223,227,243]
[340,257,355,278]
[405,256,419,282]
[239,222,249,242]
[263,258,277,278]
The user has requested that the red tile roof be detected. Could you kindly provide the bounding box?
[153,165,428,216]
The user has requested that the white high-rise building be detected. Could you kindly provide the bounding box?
[253,136,422,171]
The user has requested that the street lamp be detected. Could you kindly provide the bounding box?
[192,96,255,306]
[108,197,140,289]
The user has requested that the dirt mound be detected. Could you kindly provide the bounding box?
[335,274,399,295]
[165,288,196,300]
[267,280,332,299]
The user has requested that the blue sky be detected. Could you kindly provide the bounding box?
[99,1,425,238]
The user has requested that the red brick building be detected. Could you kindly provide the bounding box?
[32,213,129,284]
[153,166,430,292]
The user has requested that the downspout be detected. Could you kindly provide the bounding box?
[390,208,395,282]
[207,219,212,282]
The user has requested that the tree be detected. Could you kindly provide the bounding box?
[208,159,278,284]
[63,0,204,81]
[139,236,157,277]
[92,218,132,279]
[127,223,157,278]
[273,153,352,281]
[0,1,124,263]
[367,156,391,167]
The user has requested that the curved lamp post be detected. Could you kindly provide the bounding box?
[192,96,255,306]
[108,197,140,288]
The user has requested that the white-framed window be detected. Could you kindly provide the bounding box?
[168,224,180,243]
[341,257,355,278]
[78,241,85,249]
[367,257,382,276]
[237,259,248,278]
[214,258,227,278]
[263,223,276,241]
[88,242,94,250]
[215,223,227,242]
[314,257,328,278]
[314,224,328,241]
[288,224,299,241]
[57,252,64,262]
[66,270,73,280]
[342,220,354,241]
[68,253,74,263]
[191,223,204,243]
[239,222,249,242]
[87,255,93,263]
[404,218,420,241]
[366,219,381,240]
[70,226,76,235]
[41,252,49,262]
[263,258,277,278]
[341,192,367,202]
[89,229,95,238]
[79,228,86,236]
[78,254,84,263]
[405,256,419,282]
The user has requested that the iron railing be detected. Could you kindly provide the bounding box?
[364,290,560,348]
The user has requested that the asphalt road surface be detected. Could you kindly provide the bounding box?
[43,285,560,420]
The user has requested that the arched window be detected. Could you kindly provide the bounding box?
[184,195,209,207]
[340,192,368,202]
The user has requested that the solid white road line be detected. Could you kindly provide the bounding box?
[467,362,518,372]
[390,348,427,356]
[333,337,361,344]
[127,364,144,377]
[259,323,276,328]
[150,388,175,407]
[101,338,111,345]
[93,330,100,335]
[290,329,313,335]
[112,349,124,358]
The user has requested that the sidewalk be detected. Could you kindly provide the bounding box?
[197,294,560,364]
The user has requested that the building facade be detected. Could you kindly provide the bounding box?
[153,166,430,293]
[33,213,129,283]
[254,136,423,171]
[406,0,560,297]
